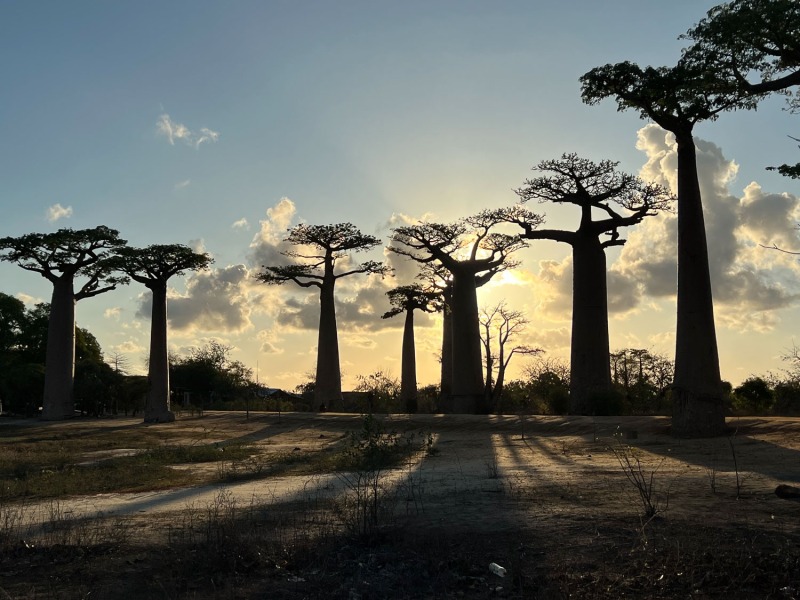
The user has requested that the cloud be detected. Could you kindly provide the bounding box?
[46,203,73,222]
[248,197,299,268]
[174,179,191,190]
[112,340,145,354]
[137,264,257,334]
[231,218,249,230]
[156,114,219,149]
[104,307,122,320]
[614,124,800,331]
[16,292,43,306]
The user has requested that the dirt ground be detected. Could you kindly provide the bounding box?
[2,412,800,599]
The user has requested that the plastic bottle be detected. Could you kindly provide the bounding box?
[489,562,506,577]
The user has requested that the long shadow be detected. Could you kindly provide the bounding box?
[636,417,800,484]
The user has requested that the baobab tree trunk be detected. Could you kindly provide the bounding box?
[315,281,343,409]
[439,303,454,413]
[672,133,725,437]
[450,273,485,413]
[400,309,418,413]
[41,278,76,420]
[569,237,613,414]
[145,284,175,423]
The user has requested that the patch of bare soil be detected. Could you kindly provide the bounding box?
[2,412,800,598]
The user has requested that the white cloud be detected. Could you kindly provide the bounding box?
[16,292,43,306]
[137,264,257,334]
[104,307,122,320]
[112,340,145,354]
[156,114,219,149]
[614,124,800,331]
[248,197,299,268]
[231,218,249,230]
[46,203,73,222]
[174,179,191,190]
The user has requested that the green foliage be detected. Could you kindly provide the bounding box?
[354,370,401,413]
[732,376,775,414]
[170,341,255,407]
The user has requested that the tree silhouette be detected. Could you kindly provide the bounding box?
[479,301,541,411]
[682,0,800,178]
[256,223,391,409]
[105,244,212,422]
[390,210,532,413]
[504,154,673,414]
[581,59,757,436]
[0,227,127,419]
[382,284,440,413]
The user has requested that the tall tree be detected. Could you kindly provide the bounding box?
[479,302,541,411]
[682,0,800,178]
[581,59,757,436]
[416,264,455,404]
[503,154,673,414]
[382,284,440,413]
[105,244,212,422]
[0,227,127,419]
[390,210,532,413]
[256,223,391,409]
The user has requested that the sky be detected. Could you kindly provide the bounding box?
[1,1,799,391]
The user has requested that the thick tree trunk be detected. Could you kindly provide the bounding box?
[450,273,485,413]
[400,309,418,413]
[569,237,613,414]
[492,348,507,412]
[439,292,454,412]
[315,280,342,409]
[672,133,725,437]
[145,284,175,423]
[41,279,76,420]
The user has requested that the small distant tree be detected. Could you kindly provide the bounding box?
[523,355,571,415]
[256,223,391,409]
[390,210,533,413]
[610,348,675,414]
[0,227,127,419]
[479,302,541,411]
[733,376,775,414]
[382,284,440,413]
[354,370,401,413]
[504,154,673,415]
[106,244,212,422]
[171,341,254,407]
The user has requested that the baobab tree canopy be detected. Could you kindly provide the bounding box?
[256,222,391,408]
[107,244,213,289]
[0,226,127,420]
[0,227,128,299]
[514,153,674,241]
[580,61,760,135]
[682,0,800,178]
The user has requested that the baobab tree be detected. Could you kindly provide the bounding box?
[416,263,454,403]
[256,223,391,409]
[581,58,757,436]
[382,284,440,413]
[503,154,673,414]
[0,227,127,420]
[390,210,532,413]
[682,0,800,178]
[479,302,541,411]
[105,244,212,423]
